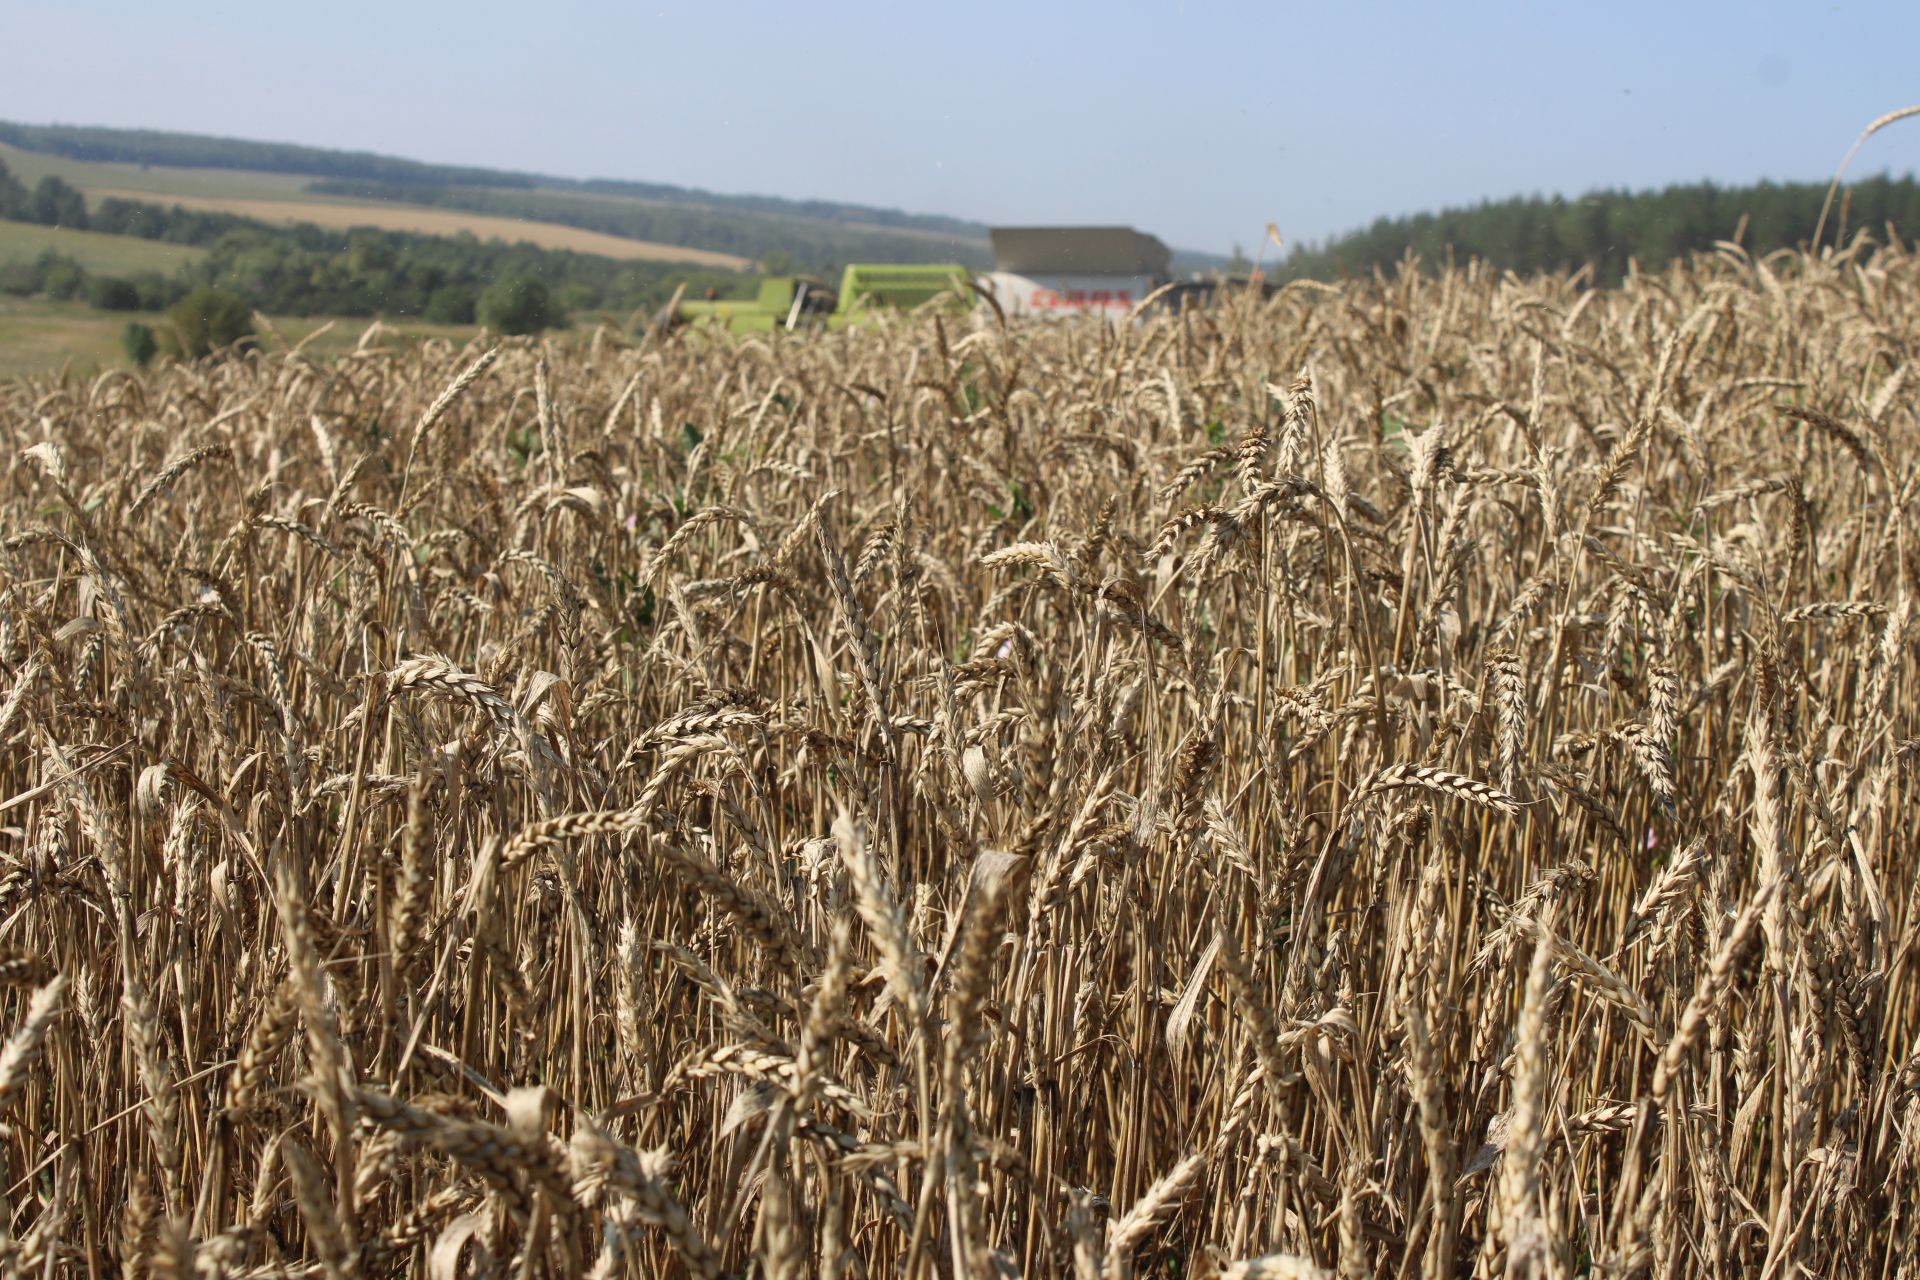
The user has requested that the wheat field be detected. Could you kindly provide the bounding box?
[0,241,1914,1279]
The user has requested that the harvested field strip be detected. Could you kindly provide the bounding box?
[87,186,757,268]
[0,242,1914,1277]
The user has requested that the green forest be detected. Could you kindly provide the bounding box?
[0,120,530,188]
[1273,175,1920,283]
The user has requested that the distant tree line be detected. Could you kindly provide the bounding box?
[1275,176,1920,285]
[0,121,532,188]
[305,180,995,273]
[169,221,711,321]
[566,177,988,237]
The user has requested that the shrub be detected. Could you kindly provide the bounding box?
[552,282,597,315]
[37,252,86,301]
[0,260,40,297]
[165,287,254,360]
[477,276,557,335]
[424,285,477,325]
[121,321,158,367]
[89,276,143,311]
[129,271,184,312]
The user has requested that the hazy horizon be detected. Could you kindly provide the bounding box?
[7,1,1919,255]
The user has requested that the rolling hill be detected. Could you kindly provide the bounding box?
[0,123,996,272]
[0,143,752,270]
[0,121,1234,274]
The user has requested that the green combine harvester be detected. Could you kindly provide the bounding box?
[663,227,1245,333]
[669,263,973,334]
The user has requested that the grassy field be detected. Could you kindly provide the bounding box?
[1,142,755,269]
[0,296,477,376]
[0,296,164,375]
[0,218,205,276]
[0,245,1915,1278]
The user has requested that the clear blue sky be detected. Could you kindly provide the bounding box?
[7,1,1918,255]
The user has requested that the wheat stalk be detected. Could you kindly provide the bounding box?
[1364,763,1522,815]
